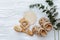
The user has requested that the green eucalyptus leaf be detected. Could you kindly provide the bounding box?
[37,4,40,7]
[53,12,58,17]
[50,8,54,11]
[53,27,58,30]
[48,1,53,6]
[53,9,56,13]
[30,5,34,8]
[39,5,44,9]
[56,23,60,27]
[56,23,60,30]
[50,18,56,25]
[46,10,50,14]
[46,0,53,6]
[43,10,46,12]
[46,0,51,2]
[34,4,40,7]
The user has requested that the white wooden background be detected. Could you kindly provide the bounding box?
[0,0,60,40]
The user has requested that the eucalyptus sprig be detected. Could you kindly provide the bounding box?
[43,6,58,25]
[30,4,44,9]
[29,0,60,30]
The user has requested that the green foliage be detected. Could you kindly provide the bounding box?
[56,23,60,30]
[46,0,53,6]
[29,0,60,30]
[39,4,44,9]
[30,4,40,8]
[30,4,44,9]
[43,9,46,12]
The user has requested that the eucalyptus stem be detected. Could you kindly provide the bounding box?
[58,30,59,40]
[54,30,56,40]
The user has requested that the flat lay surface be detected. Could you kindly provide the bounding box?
[0,0,60,40]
